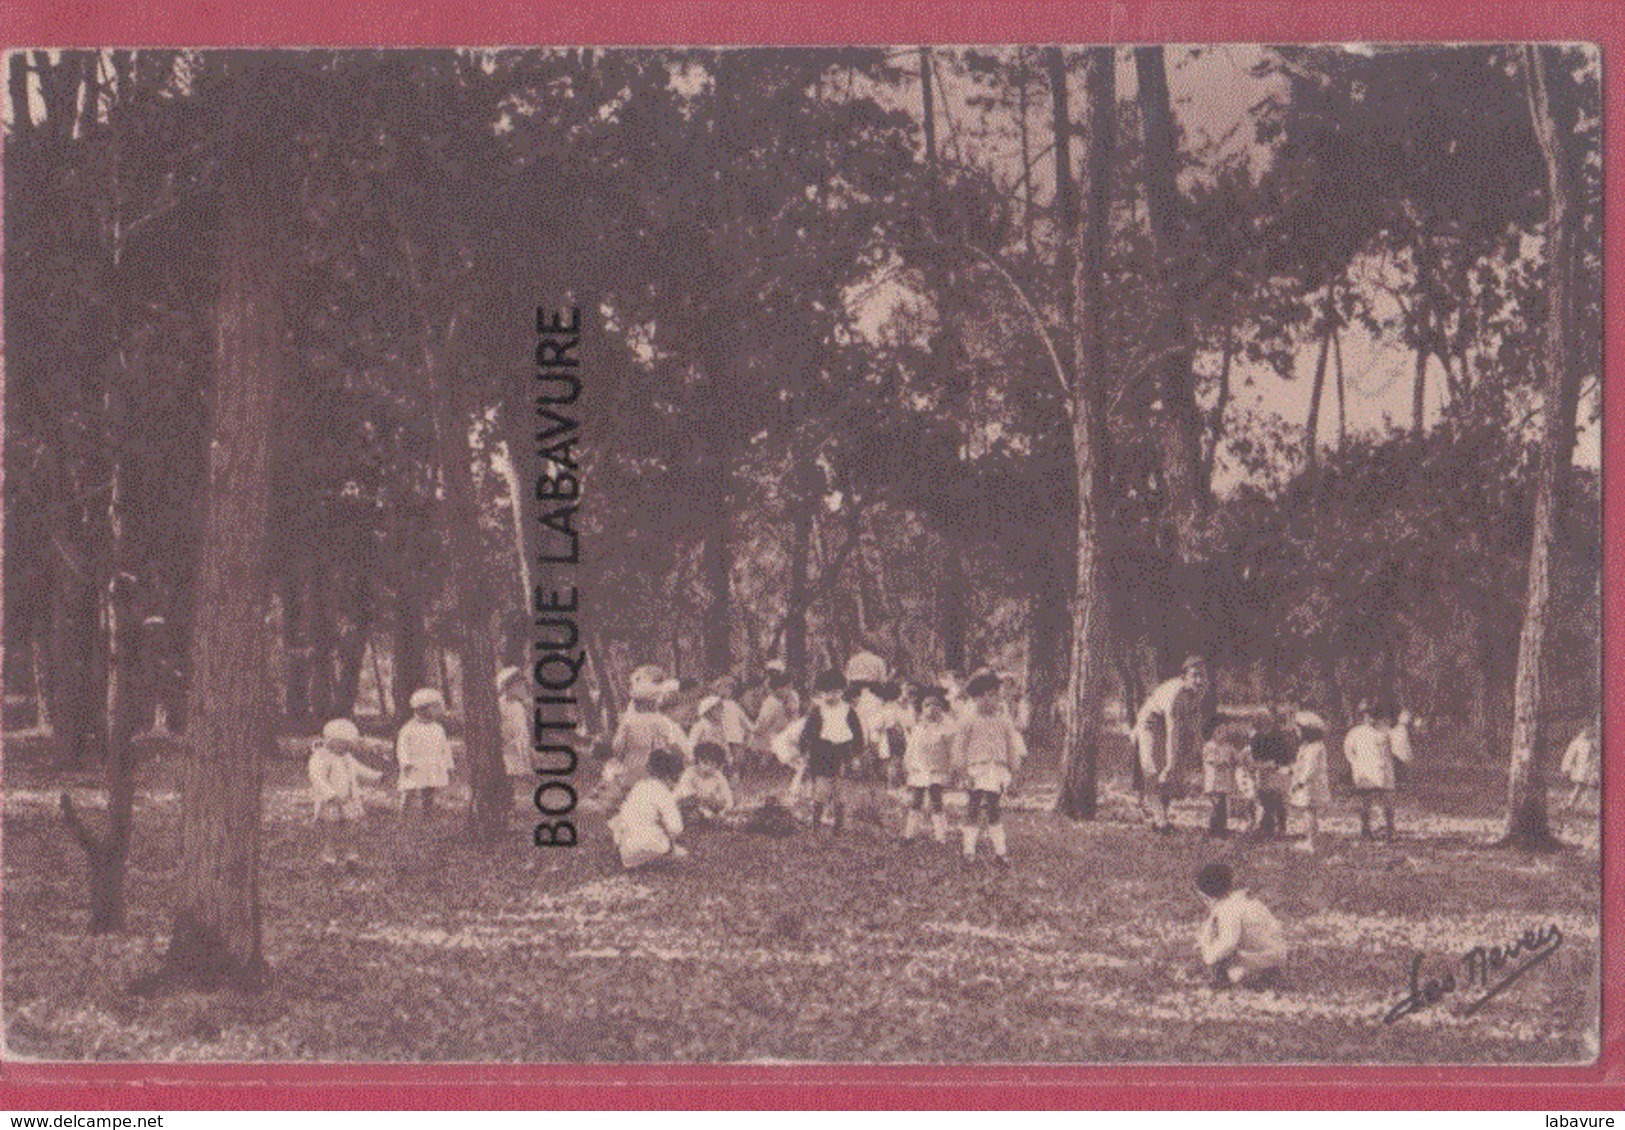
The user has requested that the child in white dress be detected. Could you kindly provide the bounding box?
[396,688,453,817]
[309,717,383,867]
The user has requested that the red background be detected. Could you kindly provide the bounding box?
[0,0,1619,1110]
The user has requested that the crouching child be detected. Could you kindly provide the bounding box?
[1194,862,1288,989]
[677,741,736,826]
[608,748,689,869]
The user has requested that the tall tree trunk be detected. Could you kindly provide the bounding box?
[332,579,372,718]
[281,566,309,726]
[1333,322,1346,450]
[1411,347,1429,437]
[308,564,334,722]
[700,460,732,676]
[1503,45,1580,851]
[1133,46,1207,560]
[146,116,281,992]
[62,468,140,934]
[785,453,815,686]
[1055,47,1116,821]
[391,506,431,724]
[1304,303,1334,471]
[939,538,967,674]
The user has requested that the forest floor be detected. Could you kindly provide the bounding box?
[1,731,1600,1064]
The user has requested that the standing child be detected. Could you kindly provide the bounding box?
[706,675,754,769]
[1202,721,1249,838]
[1247,707,1295,839]
[801,670,863,832]
[1560,722,1599,816]
[608,665,688,794]
[396,688,454,817]
[750,664,801,772]
[952,671,1025,865]
[308,717,383,868]
[497,667,533,814]
[608,748,688,869]
[1194,863,1288,989]
[1289,710,1330,853]
[902,686,956,844]
[676,741,736,825]
[1343,700,1399,839]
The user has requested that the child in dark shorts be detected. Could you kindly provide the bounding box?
[801,669,863,832]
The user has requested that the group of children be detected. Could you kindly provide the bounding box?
[599,659,1028,869]
[1194,699,1414,852]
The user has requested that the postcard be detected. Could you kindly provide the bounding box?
[0,8,1614,1108]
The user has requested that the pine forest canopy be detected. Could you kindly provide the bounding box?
[3,44,1599,873]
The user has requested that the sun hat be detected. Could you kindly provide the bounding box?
[321,718,361,744]
[409,687,445,711]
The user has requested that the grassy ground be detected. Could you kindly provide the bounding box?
[2,732,1599,1063]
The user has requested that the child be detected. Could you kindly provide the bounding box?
[1560,722,1599,815]
[308,717,383,868]
[750,664,801,772]
[801,670,863,832]
[902,685,955,844]
[609,665,689,792]
[607,748,688,869]
[677,741,736,825]
[1343,700,1398,839]
[396,688,454,816]
[1202,721,1249,838]
[706,675,754,767]
[1289,710,1330,853]
[1194,863,1288,989]
[688,695,732,764]
[1248,706,1295,839]
[872,681,910,788]
[497,666,533,813]
[952,671,1025,865]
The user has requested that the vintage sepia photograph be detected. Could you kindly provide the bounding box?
[0,44,1602,1064]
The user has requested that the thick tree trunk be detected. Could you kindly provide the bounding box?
[1504,45,1580,851]
[432,398,507,841]
[1134,46,1208,560]
[1055,47,1116,821]
[144,130,281,993]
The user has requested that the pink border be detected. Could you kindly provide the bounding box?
[0,0,1619,1109]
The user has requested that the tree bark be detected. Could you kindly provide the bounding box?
[1304,301,1334,472]
[1503,45,1581,851]
[1411,346,1429,437]
[700,459,733,676]
[1133,46,1208,560]
[144,109,281,991]
[939,539,967,674]
[1054,47,1116,822]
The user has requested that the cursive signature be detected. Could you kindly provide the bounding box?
[1382,921,1563,1024]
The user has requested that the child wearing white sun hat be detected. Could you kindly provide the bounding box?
[309,717,383,868]
[396,687,454,816]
